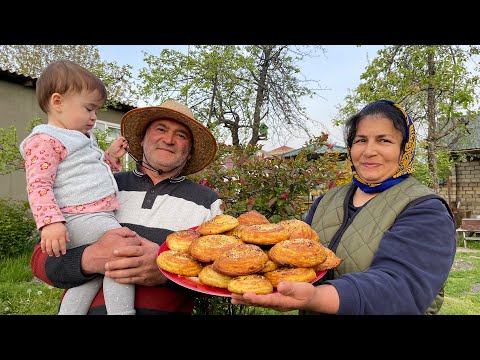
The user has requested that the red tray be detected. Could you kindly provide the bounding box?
[157,242,326,297]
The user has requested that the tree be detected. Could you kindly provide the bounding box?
[413,141,455,187]
[137,45,328,147]
[0,45,139,108]
[334,45,480,193]
[0,118,42,175]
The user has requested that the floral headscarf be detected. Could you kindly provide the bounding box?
[347,99,416,193]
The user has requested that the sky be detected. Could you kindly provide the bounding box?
[97,45,385,151]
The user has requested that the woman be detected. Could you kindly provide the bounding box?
[231,99,456,315]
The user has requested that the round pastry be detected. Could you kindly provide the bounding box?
[213,243,269,276]
[237,210,270,226]
[198,264,233,289]
[268,238,327,268]
[278,219,314,240]
[197,214,239,235]
[257,258,279,273]
[236,223,290,245]
[156,249,203,276]
[165,229,201,252]
[189,234,244,263]
[309,229,320,242]
[313,247,342,272]
[263,267,317,288]
[223,224,246,239]
[227,274,273,294]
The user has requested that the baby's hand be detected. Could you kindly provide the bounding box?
[40,222,70,257]
[107,136,128,159]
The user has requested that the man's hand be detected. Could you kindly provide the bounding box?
[104,235,168,287]
[81,227,141,275]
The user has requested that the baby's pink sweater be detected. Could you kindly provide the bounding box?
[23,133,122,230]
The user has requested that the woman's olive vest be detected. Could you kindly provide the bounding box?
[310,176,451,315]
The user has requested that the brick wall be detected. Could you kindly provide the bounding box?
[439,160,480,226]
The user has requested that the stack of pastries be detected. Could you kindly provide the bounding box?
[156,210,342,295]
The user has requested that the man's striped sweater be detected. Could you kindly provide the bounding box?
[30,169,223,314]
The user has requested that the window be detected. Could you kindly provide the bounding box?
[95,119,132,171]
[95,120,121,142]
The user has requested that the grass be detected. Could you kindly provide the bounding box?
[0,253,63,315]
[1,242,479,315]
[439,241,480,315]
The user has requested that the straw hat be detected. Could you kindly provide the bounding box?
[121,100,217,176]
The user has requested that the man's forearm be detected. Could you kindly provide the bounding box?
[31,243,97,289]
[81,241,109,275]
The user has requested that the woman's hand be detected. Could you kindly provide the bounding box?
[231,281,317,311]
[231,282,339,314]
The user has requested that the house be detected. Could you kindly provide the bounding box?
[266,145,294,157]
[257,145,294,159]
[281,144,348,161]
[0,67,135,201]
[439,114,480,224]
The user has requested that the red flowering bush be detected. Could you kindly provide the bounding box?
[192,133,347,222]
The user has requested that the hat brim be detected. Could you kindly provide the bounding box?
[121,106,217,175]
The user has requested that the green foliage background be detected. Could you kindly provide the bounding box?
[190,134,348,221]
[0,198,37,258]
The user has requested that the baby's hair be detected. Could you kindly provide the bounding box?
[36,60,107,113]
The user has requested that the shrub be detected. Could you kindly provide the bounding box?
[0,197,38,258]
[190,134,347,221]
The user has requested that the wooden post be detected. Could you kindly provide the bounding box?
[447,176,452,211]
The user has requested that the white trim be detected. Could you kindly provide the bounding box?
[95,119,131,170]
[95,119,121,141]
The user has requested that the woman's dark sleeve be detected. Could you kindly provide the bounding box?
[328,198,456,314]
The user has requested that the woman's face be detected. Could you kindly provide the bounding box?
[350,115,404,184]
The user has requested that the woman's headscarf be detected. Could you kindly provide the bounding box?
[347,99,416,193]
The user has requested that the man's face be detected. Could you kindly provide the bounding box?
[141,118,192,173]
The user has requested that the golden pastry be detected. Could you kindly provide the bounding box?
[258,251,279,273]
[189,234,244,263]
[156,249,203,276]
[198,264,233,289]
[213,244,269,276]
[313,247,342,272]
[278,219,314,240]
[263,267,317,288]
[197,214,239,235]
[268,238,327,268]
[223,224,246,239]
[237,210,270,226]
[236,223,290,245]
[309,229,320,242]
[165,229,201,252]
[227,274,273,294]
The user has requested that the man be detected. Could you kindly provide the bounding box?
[30,100,224,314]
